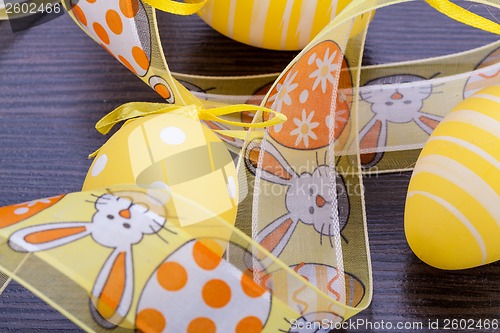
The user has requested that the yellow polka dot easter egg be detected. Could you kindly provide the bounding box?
[405,85,500,270]
[196,0,353,50]
[83,112,238,228]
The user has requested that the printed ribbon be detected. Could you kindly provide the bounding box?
[1,1,500,333]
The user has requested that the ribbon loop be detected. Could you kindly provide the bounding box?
[142,0,207,15]
[94,102,287,144]
[426,0,500,35]
[197,104,286,129]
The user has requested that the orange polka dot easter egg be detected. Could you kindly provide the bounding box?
[136,240,271,332]
[82,112,238,228]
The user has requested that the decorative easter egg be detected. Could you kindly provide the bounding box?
[136,239,271,332]
[196,0,352,50]
[261,263,365,315]
[405,85,500,270]
[83,112,238,227]
[263,40,352,150]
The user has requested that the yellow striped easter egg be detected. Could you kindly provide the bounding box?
[405,85,500,270]
[196,0,352,50]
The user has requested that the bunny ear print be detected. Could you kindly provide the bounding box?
[90,250,134,328]
[415,112,443,135]
[8,222,91,252]
[359,117,387,168]
[257,214,299,259]
[0,195,64,229]
[245,141,298,186]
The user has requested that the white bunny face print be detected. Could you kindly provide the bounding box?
[8,190,170,328]
[246,141,350,258]
[284,164,349,239]
[359,74,443,168]
[89,193,165,248]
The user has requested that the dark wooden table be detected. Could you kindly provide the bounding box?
[1,1,500,332]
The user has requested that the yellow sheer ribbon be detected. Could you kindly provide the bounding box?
[426,0,500,34]
[95,102,286,138]
[142,0,207,15]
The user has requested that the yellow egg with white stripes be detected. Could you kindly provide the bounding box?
[405,85,500,270]
[196,0,352,50]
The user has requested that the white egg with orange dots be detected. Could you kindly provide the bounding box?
[82,109,238,229]
[405,85,500,270]
[195,0,353,50]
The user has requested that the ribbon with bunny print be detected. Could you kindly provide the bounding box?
[0,0,500,332]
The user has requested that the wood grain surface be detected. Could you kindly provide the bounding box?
[1,1,500,332]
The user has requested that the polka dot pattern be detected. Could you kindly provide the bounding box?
[236,316,263,333]
[72,5,87,26]
[91,154,108,177]
[136,308,166,333]
[119,0,139,18]
[202,279,231,308]
[187,317,216,333]
[154,84,172,100]
[157,262,187,291]
[240,274,266,298]
[160,127,186,145]
[14,207,29,215]
[136,240,271,332]
[149,76,175,104]
[132,46,149,71]
[71,0,151,76]
[93,22,110,45]
[106,10,123,35]
[193,240,222,270]
[0,195,65,229]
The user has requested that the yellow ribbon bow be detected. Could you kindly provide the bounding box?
[92,102,287,157]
